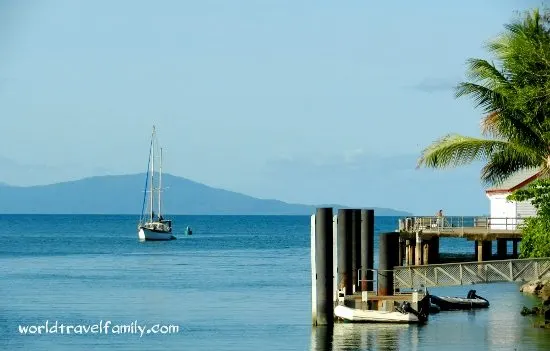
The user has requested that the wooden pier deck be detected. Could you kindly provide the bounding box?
[398,216,524,240]
[395,216,525,265]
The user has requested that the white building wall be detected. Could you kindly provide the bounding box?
[516,200,537,219]
[487,193,517,229]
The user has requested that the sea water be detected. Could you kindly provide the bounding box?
[0,215,549,350]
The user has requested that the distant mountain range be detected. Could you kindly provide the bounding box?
[0,173,412,216]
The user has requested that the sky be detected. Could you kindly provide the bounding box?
[0,0,544,215]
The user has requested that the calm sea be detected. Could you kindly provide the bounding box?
[1,215,549,350]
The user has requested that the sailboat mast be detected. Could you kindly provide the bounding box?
[150,126,155,221]
[158,147,162,217]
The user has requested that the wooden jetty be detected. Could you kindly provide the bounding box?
[310,210,530,326]
[311,208,426,326]
[397,216,524,265]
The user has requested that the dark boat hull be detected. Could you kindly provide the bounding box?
[430,295,489,311]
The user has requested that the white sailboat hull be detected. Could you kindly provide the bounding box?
[138,227,175,241]
[334,305,421,324]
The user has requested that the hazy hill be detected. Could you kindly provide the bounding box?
[0,173,412,215]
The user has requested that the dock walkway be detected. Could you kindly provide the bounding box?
[393,257,550,290]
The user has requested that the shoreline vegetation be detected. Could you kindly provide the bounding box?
[414,8,550,327]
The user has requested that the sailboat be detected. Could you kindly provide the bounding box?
[137,126,175,241]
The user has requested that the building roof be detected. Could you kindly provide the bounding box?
[485,168,541,194]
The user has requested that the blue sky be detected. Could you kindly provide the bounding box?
[0,0,543,214]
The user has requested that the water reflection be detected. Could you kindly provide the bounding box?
[311,323,416,351]
[310,326,333,351]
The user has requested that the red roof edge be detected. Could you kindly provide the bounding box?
[484,171,542,194]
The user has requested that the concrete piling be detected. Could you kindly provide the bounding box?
[351,209,361,292]
[415,232,423,266]
[404,239,410,266]
[397,237,405,266]
[337,209,353,295]
[360,209,374,292]
[422,241,429,265]
[476,240,492,262]
[378,232,400,296]
[497,239,507,259]
[312,208,334,326]
[429,236,440,264]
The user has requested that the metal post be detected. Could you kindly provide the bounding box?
[314,208,334,326]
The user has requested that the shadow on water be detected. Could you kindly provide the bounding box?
[311,323,421,351]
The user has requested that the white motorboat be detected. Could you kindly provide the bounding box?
[334,294,431,324]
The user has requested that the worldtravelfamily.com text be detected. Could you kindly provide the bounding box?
[18,320,180,337]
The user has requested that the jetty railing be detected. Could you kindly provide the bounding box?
[392,257,550,290]
[356,268,379,292]
[398,216,526,233]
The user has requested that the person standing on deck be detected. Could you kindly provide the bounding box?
[436,209,444,228]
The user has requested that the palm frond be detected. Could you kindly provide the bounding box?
[455,82,507,114]
[417,134,507,169]
[464,58,511,88]
[481,146,541,185]
[480,110,545,149]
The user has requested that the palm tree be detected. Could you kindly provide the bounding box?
[416,9,550,186]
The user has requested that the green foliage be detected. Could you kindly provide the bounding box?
[508,179,550,216]
[508,179,550,257]
[417,8,550,187]
[513,216,550,258]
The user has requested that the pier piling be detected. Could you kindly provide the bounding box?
[429,236,440,264]
[312,208,334,326]
[415,232,422,266]
[360,209,374,291]
[422,241,429,265]
[398,237,404,266]
[378,232,400,296]
[477,240,492,262]
[351,209,361,292]
[497,239,507,259]
[337,209,353,295]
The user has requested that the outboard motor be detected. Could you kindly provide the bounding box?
[397,296,430,323]
[417,294,431,322]
[397,301,412,314]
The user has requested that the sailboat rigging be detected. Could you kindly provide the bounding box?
[137,126,175,241]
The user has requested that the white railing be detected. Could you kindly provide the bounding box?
[393,257,550,290]
[398,216,526,233]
